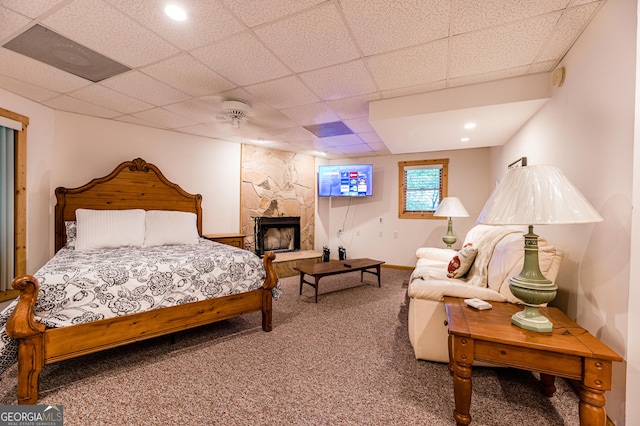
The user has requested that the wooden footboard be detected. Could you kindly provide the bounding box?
[6,251,277,405]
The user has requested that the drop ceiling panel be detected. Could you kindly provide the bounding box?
[0,7,31,41]
[44,95,120,118]
[191,32,291,87]
[340,0,450,55]
[536,2,601,62]
[162,99,222,123]
[107,0,244,50]
[299,60,377,101]
[69,84,153,114]
[141,54,235,97]
[132,108,198,129]
[41,0,179,67]
[245,75,321,109]
[100,71,190,106]
[0,74,59,101]
[451,0,570,35]
[337,143,374,154]
[280,98,338,124]
[326,94,380,120]
[0,48,90,92]
[344,117,374,133]
[0,0,607,159]
[254,3,360,72]
[449,14,561,78]
[358,131,383,144]
[367,39,448,91]
[0,0,66,19]
[221,0,325,28]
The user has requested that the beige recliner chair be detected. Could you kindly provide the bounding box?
[407,224,564,363]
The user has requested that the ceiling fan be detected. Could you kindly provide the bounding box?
[215,99,251,128]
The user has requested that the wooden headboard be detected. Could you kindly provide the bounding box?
[54,158,202,252]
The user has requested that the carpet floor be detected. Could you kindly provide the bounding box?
[0,268,581,425]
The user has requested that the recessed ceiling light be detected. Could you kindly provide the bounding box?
[165,4,187,21]
[464,122,476,129]
[460,137,470,142]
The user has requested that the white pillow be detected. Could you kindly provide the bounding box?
[75,209,146,251]
[143,210,200,247]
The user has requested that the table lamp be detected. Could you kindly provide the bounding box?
[434,197,470,249]
[477,164,603,332]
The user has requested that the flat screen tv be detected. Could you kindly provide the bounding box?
[318,164,373,197]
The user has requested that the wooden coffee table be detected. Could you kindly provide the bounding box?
[295,258,384,303]
[444,296,622,426]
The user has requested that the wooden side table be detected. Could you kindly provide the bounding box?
[444,296,622,426]
[203,233,245,249]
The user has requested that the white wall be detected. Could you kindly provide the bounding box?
[492,0,636,423]
[0,97,243,273]
[52,112,242,237]
[1,88,56,273]
[316,148,492,266]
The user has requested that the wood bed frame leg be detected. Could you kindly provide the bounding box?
[17,334,44,405]
[6,275,47,405]
[261,252,277,332]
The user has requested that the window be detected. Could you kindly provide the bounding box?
[398,159,448,219]
[0,107,28,299]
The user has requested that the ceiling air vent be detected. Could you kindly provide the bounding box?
[3,24,130,82]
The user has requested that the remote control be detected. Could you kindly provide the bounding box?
[464,298,492,310]
[344,263,351,268]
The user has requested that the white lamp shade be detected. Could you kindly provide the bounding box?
[477,164,603,225]
[434,197,470,218]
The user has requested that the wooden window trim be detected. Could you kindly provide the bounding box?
[0,106,28,301]
[398,158,448,219]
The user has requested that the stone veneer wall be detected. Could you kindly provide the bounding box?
[241,145,315,253]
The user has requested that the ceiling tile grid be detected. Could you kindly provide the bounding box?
[107,0,245,50]
[140,53,235,97]
[190,32,291,86]
[0,6,30,40]
[43,95,121,119]
[299,59,378,101]
[0,0,607,158]
[69,84,154,114]
[100,71,191,106]
[40,0,179,68]
[340,0,451,55]
[253,3,361,73]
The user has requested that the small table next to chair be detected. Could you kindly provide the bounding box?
[294,258,384,303]
[444,296,622,426]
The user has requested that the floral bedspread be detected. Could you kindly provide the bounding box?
[0,239,280,375]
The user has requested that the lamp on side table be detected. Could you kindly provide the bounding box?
[477,164,603,332]
[434,197,469,249]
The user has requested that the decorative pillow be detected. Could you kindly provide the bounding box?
[143,210,200,247]
[75,209,146,251]
[65,221,77,248]
[447,244,478,278]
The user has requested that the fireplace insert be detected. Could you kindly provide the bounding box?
[254,216,301,256]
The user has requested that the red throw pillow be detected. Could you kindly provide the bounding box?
[447,244,478,278]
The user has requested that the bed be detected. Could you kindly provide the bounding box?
[2,158,278,404]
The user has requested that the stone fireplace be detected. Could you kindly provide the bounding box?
[254,216,301,256]
[241,145,315,255]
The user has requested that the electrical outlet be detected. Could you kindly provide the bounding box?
[355,230,360,236]
[379,231,383,238]
[393,231,398,238]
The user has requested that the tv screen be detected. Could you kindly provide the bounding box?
[318,164,373,197]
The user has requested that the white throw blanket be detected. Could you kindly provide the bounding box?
[463,225,521,287]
